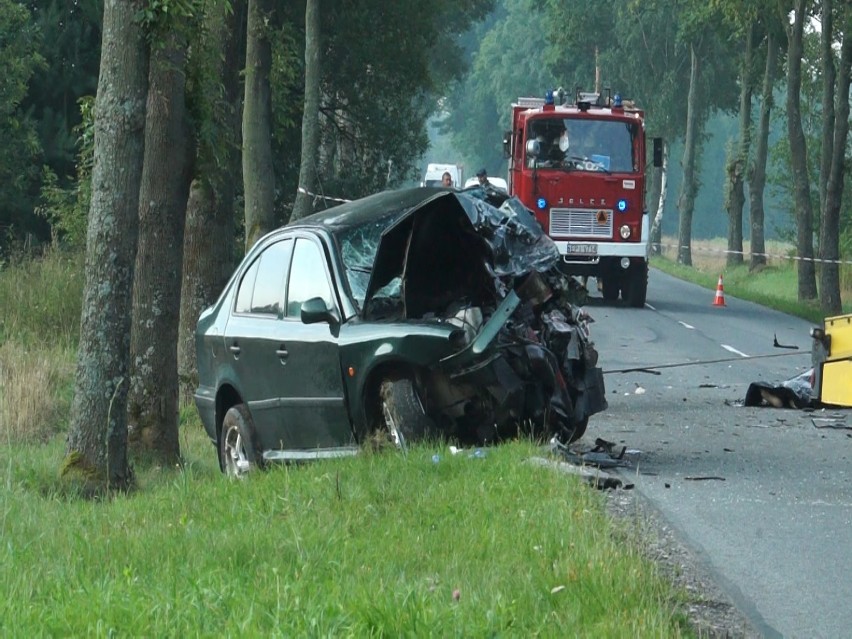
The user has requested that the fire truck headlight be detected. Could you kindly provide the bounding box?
[617,199,628,212]
[537,197,547,210]
[619,225,631,239]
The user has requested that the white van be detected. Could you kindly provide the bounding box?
[421,163,463,188]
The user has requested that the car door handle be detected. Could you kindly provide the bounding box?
[229,344,241,356]
[276,348,289,359]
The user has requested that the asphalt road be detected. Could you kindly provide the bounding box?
[584,269,852,639]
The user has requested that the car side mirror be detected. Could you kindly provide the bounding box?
[525,139,541,158]
[652,137,663,168]
[503,130,512,159]
[300,297,337,325]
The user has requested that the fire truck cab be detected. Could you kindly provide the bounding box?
[505,89,659,307]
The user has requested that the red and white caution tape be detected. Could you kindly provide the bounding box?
[653,243,852,266]
[297,186,351,204]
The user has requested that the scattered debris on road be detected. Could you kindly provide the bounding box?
[811,416,851,431]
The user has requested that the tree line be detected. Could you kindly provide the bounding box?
[441,0,851,313]
[1,0,849,490]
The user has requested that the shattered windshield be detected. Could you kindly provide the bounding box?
[335,211,405,307]
[526,118,636,173]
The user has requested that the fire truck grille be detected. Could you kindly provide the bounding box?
[549,208,613,238]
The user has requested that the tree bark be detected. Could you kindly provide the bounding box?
[647,155,662,255]
[178,0,243,404]
[726,25,753,267]
[749,30,778,272]
[786,0,818,300]
[650,140,668,255]
[127,30,193,466]
[242,0,275,249]
[63,0,149,490]
[291,0,322,222]
[677,45,700,266]
[819,8,852,314]
[818,0,835,239]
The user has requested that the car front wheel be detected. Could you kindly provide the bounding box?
[379,378,436,448]
[219,404,263,478]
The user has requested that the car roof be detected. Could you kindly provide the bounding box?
[284,187,449,233]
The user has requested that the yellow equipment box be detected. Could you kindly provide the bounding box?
[812,313,852,407]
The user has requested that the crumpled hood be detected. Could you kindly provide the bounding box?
[363,190,560,318]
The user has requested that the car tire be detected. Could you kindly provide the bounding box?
[601,275,620,301]
[219,404,264,477]
[623,262,648,308]
[565,417,588,444]
[379,378,436,448]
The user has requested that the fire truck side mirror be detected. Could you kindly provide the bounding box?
[503,131,512,159]
[652,138,663,168]
[525,139,541,159]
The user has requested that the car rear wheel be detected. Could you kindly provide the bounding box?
[601,275,620,301]
[219,404,263,477]
[379,378,436,448]
[623,262,648,308]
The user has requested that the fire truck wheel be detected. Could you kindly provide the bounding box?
[624,263,648,308]
[601,275,620,301]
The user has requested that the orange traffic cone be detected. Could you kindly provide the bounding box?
[713,274,726,307]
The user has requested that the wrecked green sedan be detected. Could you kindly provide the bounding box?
[194,187,607,476]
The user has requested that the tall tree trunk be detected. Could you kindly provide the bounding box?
[677,45,700,266]
[650,140,668,255]
[819,9,852,313]
[291,0,321,222]
[786,0,818,300]
[63,0,149,490]
[178,0,244,404]
[726,26,753,267]
[647,156,662,254]
[242,0,275,249]
[818,0,835,246]
[127,30,193,465]
[749,31,779,271]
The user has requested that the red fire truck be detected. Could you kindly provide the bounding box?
[505,89,661,307]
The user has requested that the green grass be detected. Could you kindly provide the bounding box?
[652,237,852,323]
[1,422,688,637]
[0,248,83,348]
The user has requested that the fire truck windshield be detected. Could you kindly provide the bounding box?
[526,118,636,173]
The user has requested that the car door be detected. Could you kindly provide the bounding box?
[277,235,353,449]
[223,238,293,450]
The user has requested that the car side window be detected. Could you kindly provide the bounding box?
[234,258,260,314]
[286,238,333,317]
[234,240,293,316]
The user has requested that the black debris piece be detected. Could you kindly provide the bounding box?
[744,369,813,409]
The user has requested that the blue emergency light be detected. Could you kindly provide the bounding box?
[617,198,628,212]
[537,197,547,209]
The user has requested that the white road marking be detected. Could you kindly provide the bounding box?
[645,303,657,311]
[678,321,695,329]
[721,344,750,358]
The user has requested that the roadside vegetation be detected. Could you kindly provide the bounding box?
[0,248,692,636]
[653,237,852,323]
[2,422,689,636]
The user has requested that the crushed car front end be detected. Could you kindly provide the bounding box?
[333,188,606,446]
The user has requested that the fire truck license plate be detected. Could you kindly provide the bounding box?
[566,243,597,255]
